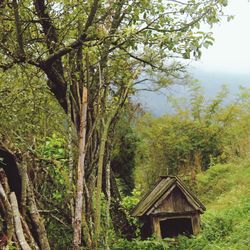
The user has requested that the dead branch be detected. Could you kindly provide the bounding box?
[10,192,32,250]
[0,172,14,240]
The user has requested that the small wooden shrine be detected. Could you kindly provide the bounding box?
[132,176,206,239]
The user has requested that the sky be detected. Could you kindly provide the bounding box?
[193,0,250,74]
[136,0,250,115]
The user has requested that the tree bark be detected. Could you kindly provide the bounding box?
[26,174,50,250]
[19,163,28,216]
[73,87,91,250]
[66,76,75,222]
[12,0,24,57]
[0,181,14,241]
[10,192,32,250]
[105,161,111,250]
[21,217,39,250]
[94,116,112,242]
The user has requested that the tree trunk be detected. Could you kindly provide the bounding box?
[66,78,75,222]
[10,192,32,250]
[105,161,111,250]
[94,116,112,242]
[73,87,91,249]
[0,181,14,241]
[19,163,28,217]
[21,217,39,250]
[26,174,50,250]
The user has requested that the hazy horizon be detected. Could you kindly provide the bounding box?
[134,68,250,116]
[135,0,250,116]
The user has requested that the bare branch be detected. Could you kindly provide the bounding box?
[10,192,32,250]
[120,47,159,69]
[34,0,59,53]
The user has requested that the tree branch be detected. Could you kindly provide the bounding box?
[84,0,100,32]
[120,47,159,69]
[147,8,211,33]
[12,0,25,58]
[34,0,59,53]
[10,192,32,250]
[41,0,100,65]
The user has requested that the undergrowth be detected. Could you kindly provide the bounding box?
[111,157,250,250]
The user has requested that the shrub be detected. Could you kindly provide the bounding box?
[111,239,169,250]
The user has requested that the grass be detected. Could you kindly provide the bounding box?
[112,156,250,250]
[175,157,250,250]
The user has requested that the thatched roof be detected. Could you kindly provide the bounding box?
[132,176,206,217]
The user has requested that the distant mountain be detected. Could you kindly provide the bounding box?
[134,69,250,116]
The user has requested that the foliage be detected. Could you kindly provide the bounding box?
[111,109,140,195]
[121,188,142,237]
[0,0,228,74]
[37,135,74,249]
[112,238,169,250]
[3,242,18,250]
[0,67,72,248]
[173,158,250,250]
[124,86,250,250]
[0,66,67,150]
[134,85,250,190]
[0,0,234,247]
[197,159,250,206]
[122,189,142,211]
[38,134,72,202]
[120,157,250,250]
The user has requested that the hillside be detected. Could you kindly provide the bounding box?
[112,157,250,250]
[175,157,250,250]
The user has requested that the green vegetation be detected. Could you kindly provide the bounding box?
[111,85,250,250]
[0,0,249,249]
[1,78,250,249]
[135,85,250,190]
[112,157,250,250]
[177,158,250,250]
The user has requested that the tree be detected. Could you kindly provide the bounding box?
[0,0,229,248]
[109,103,141,195]
[134,84,250,191]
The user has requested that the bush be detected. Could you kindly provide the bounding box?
[202,213,233,241]
[111,239,169,250]
[173,196,250,250]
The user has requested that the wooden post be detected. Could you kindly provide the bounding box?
[152,217,161,240]
[191,214,201,235]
